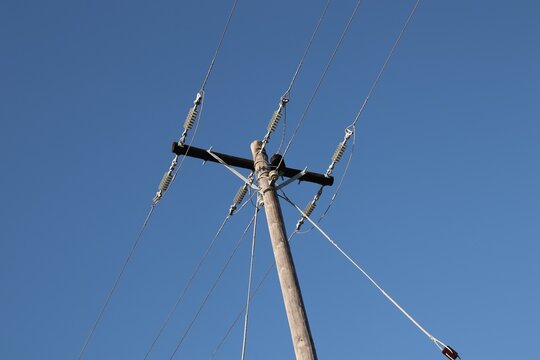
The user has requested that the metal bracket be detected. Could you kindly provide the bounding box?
[206,148,260,191]
[275,168,307,190]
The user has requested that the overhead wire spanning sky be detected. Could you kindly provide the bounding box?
[1,1,539,359]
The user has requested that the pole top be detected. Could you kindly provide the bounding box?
[250,140,263,155]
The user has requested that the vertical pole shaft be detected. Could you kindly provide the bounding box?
[250,140,317,360]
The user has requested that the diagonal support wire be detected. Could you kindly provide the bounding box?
[280,191,452,354]
[206,148,260,191]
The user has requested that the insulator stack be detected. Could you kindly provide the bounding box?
[229,184,248,215]
[326,128,353,177]
[159,170,174,194]
[261,98,289,150]
[183,107,198,131]
[332,141,347,163]
[267,110,282,133]
[303,201,317,218]
[153,156,178,205]
[179,92,203,145]
[295,187,323,231]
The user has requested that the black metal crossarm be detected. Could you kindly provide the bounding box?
[171,142,334,187]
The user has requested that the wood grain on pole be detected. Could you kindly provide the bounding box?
[250,140,318,360]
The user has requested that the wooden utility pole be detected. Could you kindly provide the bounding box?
[172,139,329,358]
[250,140,318,360]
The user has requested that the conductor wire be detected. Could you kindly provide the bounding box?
[77,205,155,360]
[145,209,225,357]
[169,209,258,359]
[240,205,260,360]
[297,129,356,234]
[297,0,422,233]
[350,0,421,128]
[260,1,330,153]
[277,0,364,170]
[200,0,240,92]
[282,0,331,99]
[209,230,297,359]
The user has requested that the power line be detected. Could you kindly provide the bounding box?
[240,204,260,360]
[169,207,258,359]
[144,188,255,358]
[208,230,298,359]
[277,0,364,168]
[296,0,423,234]
[282,0,331,99]
[78,2,241,356]
[77,205,155,360]
[155,0,240,203]
[144,215,229,359]
[260,0,331,152]
[200,0,240,92]
[350,0,421,128]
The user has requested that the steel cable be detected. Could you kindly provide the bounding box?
[77,205,156,360]
[144,213,228,359]
[280,191,454,356]
[169,208,258,359]
[260,1,330,152]
[350,0,421,128]
[208,231,298,359]
[296,0,422,234]
[240,205,260,360]
[277,0,364,170]
[200,0,240,92]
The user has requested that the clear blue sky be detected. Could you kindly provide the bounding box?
[1,1,539,359]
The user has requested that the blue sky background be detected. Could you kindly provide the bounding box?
[1,0,539,359]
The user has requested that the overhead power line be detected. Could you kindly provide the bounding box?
[77,1,241,358]
[349,0,422,129]
[295,0,423,235]
[208,231,297,359]
[240,204,260,360]
[200,0,240,92]
[260,0,331,153]
[143,190,255,359]
[169,208,258,359]
[276,0,364,169]
[77,206,155,360]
